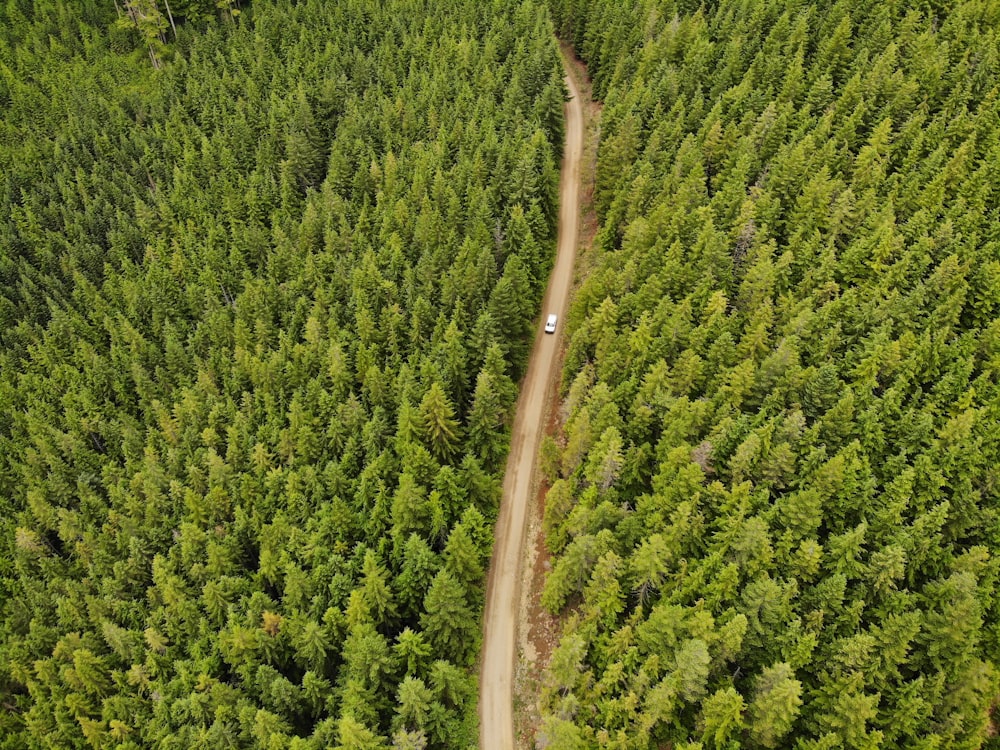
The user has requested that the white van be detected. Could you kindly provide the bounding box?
[544,313,558,334]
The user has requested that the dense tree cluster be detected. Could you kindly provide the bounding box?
[0,1,564,747]
[541,0,1000,748]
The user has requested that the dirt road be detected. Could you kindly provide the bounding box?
[478,61,583,750]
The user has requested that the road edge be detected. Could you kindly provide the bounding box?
[510,46,601,749]
[477,42,597,750]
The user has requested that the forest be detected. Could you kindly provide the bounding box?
[539,0,1000,748]
[0,1,565,747]
[4,0,1000,748]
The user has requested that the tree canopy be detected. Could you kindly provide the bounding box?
[0,1,565,747]
[541,0,1000,747]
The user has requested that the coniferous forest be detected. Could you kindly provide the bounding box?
[0,1,565,747]
[540,1,1000,748]
[4,1,1000,749]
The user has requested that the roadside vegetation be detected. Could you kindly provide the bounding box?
[538,1,1000,748]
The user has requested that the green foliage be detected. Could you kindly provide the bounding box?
[542,0,1000,747]
[0,0,564,746]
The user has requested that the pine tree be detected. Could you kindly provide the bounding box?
[391,473,430,541]
[467,370,509,471]
[394,534,441,622]
[443,522,484,591]
[395,676,434,732]
[292,619,330,673]
[749,663,803,748]
[700,686,746,749]
[420,571,477,665]
[417,382,462,461]
[335,715,390,750]
[394,628,432,677]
